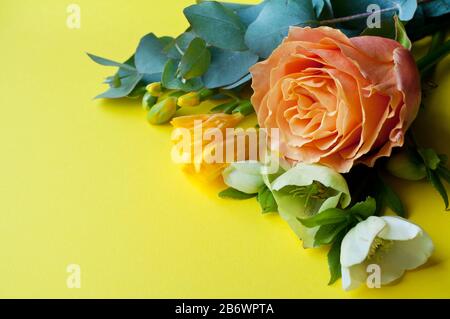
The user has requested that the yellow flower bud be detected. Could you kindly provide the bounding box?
[147,97,177,125]
[177,92,201,107]
[146,82,162,97]
[142,92,157,111]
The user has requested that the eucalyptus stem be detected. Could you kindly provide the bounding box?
[417,39,450,75]
[319,7,396,25]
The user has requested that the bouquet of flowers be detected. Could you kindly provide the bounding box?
[88,0,450,290]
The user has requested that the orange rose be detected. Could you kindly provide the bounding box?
[250,27,421,173]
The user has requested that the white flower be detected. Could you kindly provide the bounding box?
[222,161,264,194]
[266,163,351,248]
[340,216,434,291]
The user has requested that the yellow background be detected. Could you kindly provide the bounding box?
[1,0,449,298]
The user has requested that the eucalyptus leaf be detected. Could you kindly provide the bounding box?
[245,0,317,58]
[87,53,137,72]
[164,31,197,60]
[178,37,211,80]
[237,1,267,26]
[202,48,258,88]
[142,73,162,84]
[223,73,252,90]
[196,1,252,12]
[313,0,333,19]
[95,73,143,99]
[135,33,168,75]
[421,0,450,17]
[162,59,203,92]
[184,1,247,51]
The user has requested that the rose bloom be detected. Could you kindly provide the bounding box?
[250,27,421,173]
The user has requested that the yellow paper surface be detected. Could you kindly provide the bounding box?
[0,0,449,298]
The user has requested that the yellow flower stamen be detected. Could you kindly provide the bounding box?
[367,237,394,262]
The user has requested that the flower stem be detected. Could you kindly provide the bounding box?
[421,31,446,78]
[417,39,450,76]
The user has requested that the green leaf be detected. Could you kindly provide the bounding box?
[377,178,406,217]
[298,208,347,228]
[437,165,450,184]
[94,55,143,99]
[87,53,137,72]
[427,168,449,210]
[178,38,211,80]
[394,15,412,50]
[95,73,143,99]
[196,1,253,12]
[219,187,257,200]
[419,148,441,170]
[348,197,377,219]
[313,0,333,19]
[257,186,278,214]
[327,230,346,285]
[314,222,347,246]
[232,100,255,116]
[135,33,169,75]
[245,0,317,58]
[417,39,450,75]
[329,0,418,35]
[237,1,267,26]
[184,2,247,51]
[210,100,239,114]
[161,59,203,92]
[222,73,252,90]
[421,0,450,17]
[164,31,197,60]
[202,48,258,89]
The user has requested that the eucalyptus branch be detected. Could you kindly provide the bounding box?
[319,7,396,25]
[319,0,430,26]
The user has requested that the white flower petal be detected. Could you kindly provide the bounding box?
[222,161,264,194]
[230,160,262,175]
[374,232,434,284]
[341,263,367,291]
[272,188,319,248]
[319,193,342,212]
[378,216,422,241]
[271,163,351,207]
[340,216,386,267]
